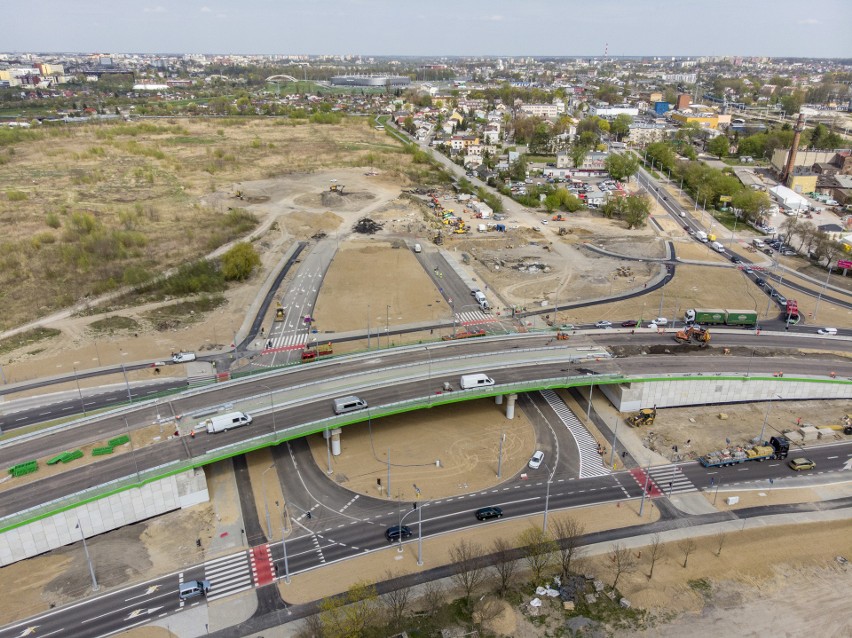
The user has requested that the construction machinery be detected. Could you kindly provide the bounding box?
[329,180,345,193]
[552,214,566,221]
[700,436,789,468]
[673,325,710,346]
[433,231,444,245]
[273,304,285,321]
[627,407,657,427]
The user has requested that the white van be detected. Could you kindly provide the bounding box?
[695,230,708,242]
[179,580,210,600]
[711,241,725,253]
[205,412,252,434]
[474,291,487,305]
[333,395,368,415]
[413,243,422,253]
[752,238,765,248]
[817,327,838,335]
[460,373,495,390]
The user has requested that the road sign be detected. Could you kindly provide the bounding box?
[719,195,732,203]
[837,259,852,269]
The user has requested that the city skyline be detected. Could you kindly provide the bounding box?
[5,0,852,59]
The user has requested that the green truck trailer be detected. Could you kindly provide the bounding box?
[684,308,758,326]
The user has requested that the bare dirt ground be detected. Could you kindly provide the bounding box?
[306,399,540,502]
[0,503,214,626]
[620,398,850,463]
[312,240,452,333]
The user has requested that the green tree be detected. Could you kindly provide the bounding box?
[605,153,639,182]
[610,114,632,141]
[623,194,652,229]
[707,135,730,159]
[731,189,770,223]
[221,242,260,281]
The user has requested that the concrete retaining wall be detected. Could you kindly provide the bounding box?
[0,468,208,566]
[601,376,852,413]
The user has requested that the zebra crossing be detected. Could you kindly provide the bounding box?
[264,331,307,351]
[628,465,695,497]
[539,390,610,478]
[646,465,696,495]
[457,310,500,326]
[203,551,254,602]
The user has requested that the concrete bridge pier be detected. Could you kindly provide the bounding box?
[505,393,518,419]
[324,428,343,456]
[494,395,504,405]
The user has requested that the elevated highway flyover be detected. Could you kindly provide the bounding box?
[0,331,850,563]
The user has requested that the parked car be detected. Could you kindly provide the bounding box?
[528,451,545,470]
[171,352,197,363]
[781,249,797,256]
[474,506,504,521]
[595,320,612,328]
[385,525,413,542]
[817,327,838,335]
[652,317,668,326]
[788,457,815,471]
[621,320,638,327]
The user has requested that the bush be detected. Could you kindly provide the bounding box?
[160,260,226,296]
[6,190,28,201]
[221,242,260,281]
[46,212,61,228]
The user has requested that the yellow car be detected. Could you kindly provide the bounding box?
[788,458,815,471]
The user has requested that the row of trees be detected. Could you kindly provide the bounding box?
[300,520,733,638]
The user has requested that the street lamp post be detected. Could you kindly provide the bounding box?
[76,518,99,591]
[638,458,651,517]
[813,265,833,321]
[542,463,553,533]
[386,305,391,349]
[280,528,291,584]
[260,385,277,439]
[120,363,133,404]
[608,416,619,469]
[73,366,87,416]
[758,394,782,443]
[262,464,275,540]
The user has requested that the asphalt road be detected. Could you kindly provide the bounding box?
[4,437,850,638]
[1,333,851,519]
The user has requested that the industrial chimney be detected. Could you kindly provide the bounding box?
[781,113,805,186]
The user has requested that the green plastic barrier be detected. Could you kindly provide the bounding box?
[9,461,38,477]
[62,450,84,463]
[91,446,114,456]
[108,435,130,448]
[47,454,66,466]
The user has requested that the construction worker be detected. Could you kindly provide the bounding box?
[190,429,196,439]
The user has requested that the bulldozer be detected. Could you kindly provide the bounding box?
[674,325,710,346]
[433,231,444,245]
[552,214,566,222]
[627,407,657,427]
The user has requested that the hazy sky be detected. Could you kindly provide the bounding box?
[6,0,852,58]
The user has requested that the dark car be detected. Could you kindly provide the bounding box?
[754,277,765,287]
[385,525,413,542]
[475,506,504,521]
[621,320,638,327]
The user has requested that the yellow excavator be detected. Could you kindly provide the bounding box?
[274,304,285,322]
[627,407,657,427]
[674,325,710,346]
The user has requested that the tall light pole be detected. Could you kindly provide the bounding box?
[542,463,553,533]
[386,305,391,349]
[73,366,87,416]
[413,484,424,566]
[260,385,277,440]
[76,518,99,591]
[124,417,140,482]
[497,431,506,478]
[608,416,620,469]
[638,458,652,517]
[758,394,782,443]
[280,528,291,584]
[262,463,275,540]
[812,265,833,321]
[366,303,371,351]
[120,363,132,404]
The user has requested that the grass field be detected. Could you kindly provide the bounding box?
[0,116,439,331]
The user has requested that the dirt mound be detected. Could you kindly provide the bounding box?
[280,210,343,239]
[292,190,376,211]
[353,217,384,234]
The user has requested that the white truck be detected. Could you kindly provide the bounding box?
[205,412,252,434]
[695,230,708,243]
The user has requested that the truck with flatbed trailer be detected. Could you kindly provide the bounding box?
[699,436,789,468]
[684,308,758,326]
